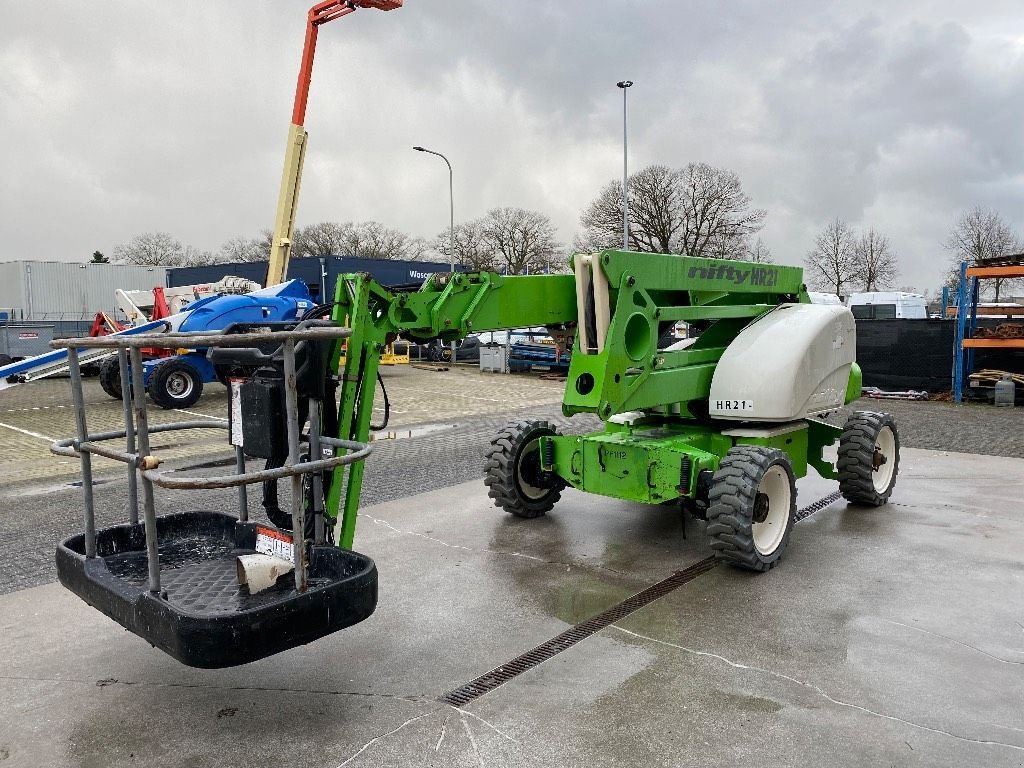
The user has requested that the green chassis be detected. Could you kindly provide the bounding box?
[324,251,857,547]
[540,416,843,507]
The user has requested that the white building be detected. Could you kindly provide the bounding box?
[0,261,167,321]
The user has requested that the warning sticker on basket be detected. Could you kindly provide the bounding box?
[255,526,294,563]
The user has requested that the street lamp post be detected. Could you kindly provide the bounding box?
[616,80,633,251]
[413,145,456,361]
[413,146,454,274]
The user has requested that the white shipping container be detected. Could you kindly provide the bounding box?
[0,261,167,321]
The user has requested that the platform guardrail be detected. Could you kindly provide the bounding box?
[49,324,370,593]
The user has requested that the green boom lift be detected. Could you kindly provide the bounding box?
[327,250,899,573]
[53,249,900,668]
[50,0,901,668]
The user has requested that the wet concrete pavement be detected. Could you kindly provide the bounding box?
[0,447,1022,767]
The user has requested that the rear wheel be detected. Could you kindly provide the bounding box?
[707,446,797,572]
[148,358,204,409]
[838,411,899,506]
[98,356,123,400]
[484,420,565,518]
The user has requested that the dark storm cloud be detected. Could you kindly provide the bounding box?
[2,1,1023,294]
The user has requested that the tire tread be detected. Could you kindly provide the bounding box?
[483,419,564,518]
[706,446,796,573]
[837,411,899,506]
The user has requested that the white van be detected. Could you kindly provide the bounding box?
[846,291,928,320]
[808,292,843,306]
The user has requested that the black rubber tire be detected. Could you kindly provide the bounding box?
[429,344,453,364]
[148,358,204,410]
[98,356,123,400]
[838,411,899,506]
[484,419,565,518]
[706,446,797,573]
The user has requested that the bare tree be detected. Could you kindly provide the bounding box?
[944,207,1021,301]
[113,231,218,267]
[348,221,422,261]
[482,207,561,274]
[291,221,424,261]
[744,238,774,264]
[576,165,684,253]
[852,228,898,291]
[219,232,272,263]
[113,231,185,266]
[436,220,496,270]
[805,219,856,296]
[682,163,767,259]
[575,163,765,259]
[404,237,431,261]
[295,222,350,259]
[180,245,217,267]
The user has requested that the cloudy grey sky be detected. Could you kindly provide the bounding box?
[3,1,1023,293]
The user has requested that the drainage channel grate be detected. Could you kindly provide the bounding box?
[795,489,843,521]
[438,556,718,707]
[438,491,846,708]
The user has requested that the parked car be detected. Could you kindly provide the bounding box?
[477,327,552,345]
[410,335,481,363]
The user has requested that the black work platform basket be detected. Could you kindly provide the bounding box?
[56,512,377,668]
[50,324,376,668]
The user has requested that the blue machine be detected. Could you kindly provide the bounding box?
[113,280,315,409]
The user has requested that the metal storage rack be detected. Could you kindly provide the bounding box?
[953,255,1024,402]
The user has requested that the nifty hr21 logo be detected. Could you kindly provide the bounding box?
[686,264,778,287]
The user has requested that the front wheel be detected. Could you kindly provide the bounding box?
[706,446,797,572]
[484,420,565,518]
[838,411,899,506]
[148,358,204,409]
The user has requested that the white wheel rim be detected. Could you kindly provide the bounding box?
[752,465,791,555]
[516,441,547,500]
[166,372,194,399]
[872,426,896,493]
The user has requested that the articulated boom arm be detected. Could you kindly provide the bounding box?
[325,269,578,546]
[323,252,810,547]
[564,251,808,420]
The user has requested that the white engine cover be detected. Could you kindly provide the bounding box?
[709,303,855,421]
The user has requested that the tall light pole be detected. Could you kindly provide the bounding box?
[413,145,456,361]
[413,146,454,274]
[616,80,633,251]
